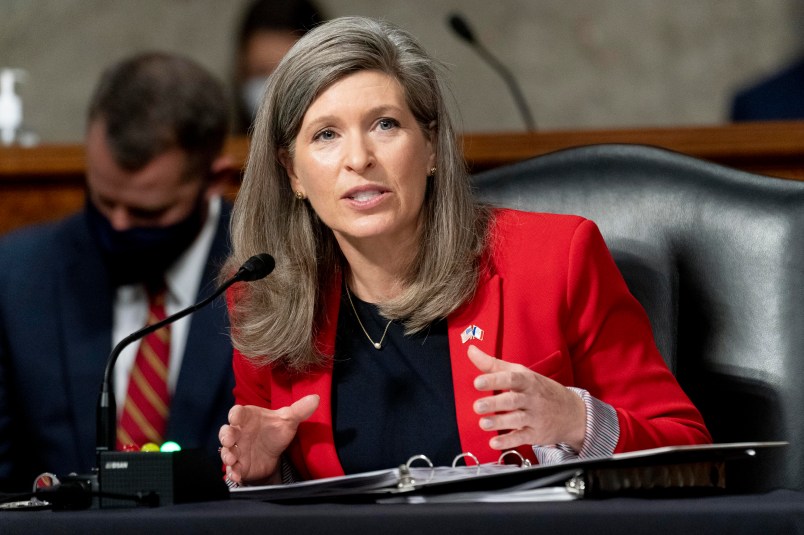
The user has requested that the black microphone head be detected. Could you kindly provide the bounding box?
[448,13,476,44]
[237,253,275,282]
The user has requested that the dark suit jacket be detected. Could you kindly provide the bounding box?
[0,203,234,491]
[232,210,710,480]
[731,57,804,121]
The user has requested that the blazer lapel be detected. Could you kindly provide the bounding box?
[169,203,234,448]
[168,292,231,445]
[447,270,502,464]
[57,216,114,465]
[292,271,343,479]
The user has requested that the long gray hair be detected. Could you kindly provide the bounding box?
[227,16,491,370]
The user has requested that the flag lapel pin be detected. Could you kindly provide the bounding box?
[461,325,485,343]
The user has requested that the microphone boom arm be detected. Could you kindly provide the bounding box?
[473,42,536,131]
[447,12,536,131]
[96,253,274,452]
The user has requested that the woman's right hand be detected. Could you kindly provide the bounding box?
[218,394,320,485]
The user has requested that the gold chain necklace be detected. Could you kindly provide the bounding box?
[345,284,393,350]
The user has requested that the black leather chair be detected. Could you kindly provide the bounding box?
[473,143,804,491]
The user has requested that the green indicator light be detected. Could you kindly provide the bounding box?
[160,441,182,452]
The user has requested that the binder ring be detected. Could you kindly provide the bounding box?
[497,449,532,468]
[452,452,481,474]
[405,454,435,484]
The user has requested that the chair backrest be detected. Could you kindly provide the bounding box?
[473,143,804,491]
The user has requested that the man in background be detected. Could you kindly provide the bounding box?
[0,52,236,491]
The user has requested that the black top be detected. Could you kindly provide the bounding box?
[332,289,462,473]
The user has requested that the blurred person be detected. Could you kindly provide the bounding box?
[233,0,325,134]
[731,56,804,121]
[0,52,236,491]
[218,17,711,485]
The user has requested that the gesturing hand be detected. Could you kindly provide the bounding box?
[467,345,587,452]
[218,394,320,485]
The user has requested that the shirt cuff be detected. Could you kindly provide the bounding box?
[532,387,619,465]
[224,456,298,488]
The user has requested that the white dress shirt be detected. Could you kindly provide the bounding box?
[112,196,221,417]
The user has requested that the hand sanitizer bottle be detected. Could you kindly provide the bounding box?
[0,69,37,146]
[0,69,23,146]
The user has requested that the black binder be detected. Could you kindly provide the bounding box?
[229,441,786,503]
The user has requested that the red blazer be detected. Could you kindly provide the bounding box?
[231,209,711,480]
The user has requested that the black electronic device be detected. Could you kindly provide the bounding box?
[98,449,228,508]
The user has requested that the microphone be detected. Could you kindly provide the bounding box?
[447,12,536,131]
[96,253,275,452]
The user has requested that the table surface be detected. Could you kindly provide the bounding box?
[1,489,802,535]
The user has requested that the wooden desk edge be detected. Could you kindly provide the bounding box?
[3,122,804,234]
[3,121,804,181]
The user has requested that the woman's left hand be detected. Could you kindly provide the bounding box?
[467,345,587,452]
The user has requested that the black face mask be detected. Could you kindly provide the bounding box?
[85,196,206,287]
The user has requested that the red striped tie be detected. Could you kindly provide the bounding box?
[116,284,171,449]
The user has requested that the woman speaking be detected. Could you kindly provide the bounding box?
[218,16,710,485]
